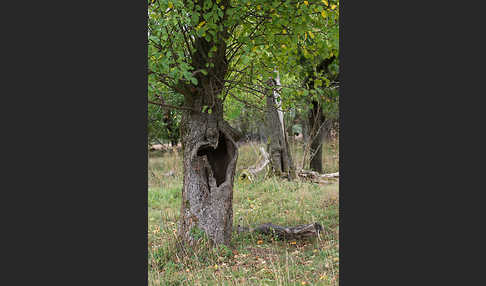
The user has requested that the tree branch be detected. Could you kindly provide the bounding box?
[148,101,197,112]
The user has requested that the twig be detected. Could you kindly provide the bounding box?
[148,100,197,112]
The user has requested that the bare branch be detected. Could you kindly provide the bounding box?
[148,100,197,112]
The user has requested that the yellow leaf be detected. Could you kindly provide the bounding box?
[331,4,337,10]
[320,274,328,280]
[257,5,261,10]
[290,241,296,245]
[321,10,327,18]
[322,0,329,5]
[333,257,339,262]
[301,282,307,285]
[308,31,314,39]
[214,264,218,269]
[196,21,206,29]
[281,44,286,48]
[304,1,309,5]
[283,29,287,34]
[168,2,173,9]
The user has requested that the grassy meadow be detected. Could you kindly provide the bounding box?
[148,139,339,285]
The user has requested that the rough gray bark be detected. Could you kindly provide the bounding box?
[264,78,296,179]
[178,101,241,246]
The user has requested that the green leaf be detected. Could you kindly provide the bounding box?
[241,54,250,65]
[191,12,200,25]
[203,0,213,10]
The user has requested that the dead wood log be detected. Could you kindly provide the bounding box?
[248,147,270,175]
[321,172,339,178]
[149,144,167,151]
[298,170,339,184]
[239,147,270,182]
[237,222,323,240]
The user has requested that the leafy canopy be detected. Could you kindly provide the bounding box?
[148,0,339,132]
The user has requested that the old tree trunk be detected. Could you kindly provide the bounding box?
[179,103,240,246]
[177,77,242,246]
[176,1,241,245]
[265,71,296,179]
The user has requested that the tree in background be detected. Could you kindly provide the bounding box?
[306,56,339,173]
[265,69,296,179]
[148,104,181,146]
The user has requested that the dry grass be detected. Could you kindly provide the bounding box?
[148,140,339,285]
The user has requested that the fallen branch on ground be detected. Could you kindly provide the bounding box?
[237,222,323,239]
[321,172,339,178]
[149,144,167,151]
[149,144,182,153]
[298,170,339,184]
[239,147,270,182]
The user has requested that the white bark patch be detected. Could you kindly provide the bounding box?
[273,68,285,137]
